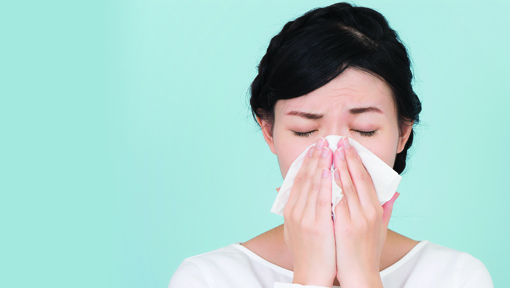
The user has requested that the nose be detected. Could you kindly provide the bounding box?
[322,124,351,140]
[318,131,350,151]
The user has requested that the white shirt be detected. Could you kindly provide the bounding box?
[168,240,493,288]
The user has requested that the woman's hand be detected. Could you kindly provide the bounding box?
[283,137,336,287]
[332,137,399,288]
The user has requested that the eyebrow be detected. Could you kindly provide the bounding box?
[286,111,323,119]
[286,106,383,119]
[348,106,383,115]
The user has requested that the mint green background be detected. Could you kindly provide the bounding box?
[1,1,509,287]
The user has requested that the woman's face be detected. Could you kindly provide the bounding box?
[260,67,414,179]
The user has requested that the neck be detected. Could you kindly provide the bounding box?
[260,224,415,272]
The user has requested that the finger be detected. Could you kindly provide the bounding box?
[333,195,350,226]
[286,145,316,211]
[293,138,327,214]
[341,137,378,209]
[312,149,333,222]
[382,192,399,228]
[285,147,313,211]
[276,187,280,193]
[303,146,332,220]
[333,147,362,219]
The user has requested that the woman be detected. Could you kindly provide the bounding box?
[169,2,493,287]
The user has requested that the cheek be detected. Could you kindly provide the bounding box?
[272,125,315,179]
[364,137,399,168]
[378,147,397,168]
[275,139,310,179]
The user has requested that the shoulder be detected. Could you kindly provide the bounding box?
[168,244,246,288]
[169,243,287,288]
[402,241,493,288]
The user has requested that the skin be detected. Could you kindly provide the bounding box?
[242,67,420,287]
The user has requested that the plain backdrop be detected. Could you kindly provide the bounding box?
[1,0,509,287]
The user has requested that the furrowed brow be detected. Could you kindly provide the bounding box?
[349,106,383,115]
[286,111,324,120]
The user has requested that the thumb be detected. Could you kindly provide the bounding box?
[382,192,399,227]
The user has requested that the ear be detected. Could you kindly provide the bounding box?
[257,116,277,155]
[397,120,414,154]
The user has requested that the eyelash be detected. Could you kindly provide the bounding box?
[293,130,376,137]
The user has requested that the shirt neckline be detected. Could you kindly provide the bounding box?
[231,240,430,280]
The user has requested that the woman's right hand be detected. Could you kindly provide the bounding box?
[283,137,336,287]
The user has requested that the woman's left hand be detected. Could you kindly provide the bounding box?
[332,137,399,288]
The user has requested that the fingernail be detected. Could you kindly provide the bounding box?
[334,168,340,179]
[321,147,329,158]
[322,168,329,178]
[337,147,345,160]
[308,147,315,157]
[316,138,325,149]
[342,137,350,148]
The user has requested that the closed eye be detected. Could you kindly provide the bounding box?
[292,130,376,137]
[293,130,316,137]
[354,130,376,137]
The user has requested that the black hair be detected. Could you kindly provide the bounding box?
[249,2,422,174]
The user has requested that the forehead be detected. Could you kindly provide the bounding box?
[276,68,396,115]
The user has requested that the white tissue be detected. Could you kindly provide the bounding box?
[270,135,401,219]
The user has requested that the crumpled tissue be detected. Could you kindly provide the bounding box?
[270,135,401,219]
